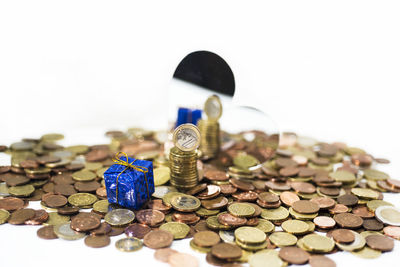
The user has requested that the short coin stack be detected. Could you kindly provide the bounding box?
[169,124,200,190]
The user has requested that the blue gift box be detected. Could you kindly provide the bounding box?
[104,154,155,210]
[176,107,202,127]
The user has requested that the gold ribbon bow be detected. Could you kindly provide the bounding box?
[112,152,150,202]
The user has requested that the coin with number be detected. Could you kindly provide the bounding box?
[173,123,201,152]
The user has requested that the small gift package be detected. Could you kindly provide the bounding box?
[104,152,155,210]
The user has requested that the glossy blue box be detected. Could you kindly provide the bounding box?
[104,155,154,210]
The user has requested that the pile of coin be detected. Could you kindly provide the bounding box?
[1,126,400,267]
[197,95,222,159]
[169,124,200,190]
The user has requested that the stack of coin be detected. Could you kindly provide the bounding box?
[197,95,223,159]
[169,124,201,190]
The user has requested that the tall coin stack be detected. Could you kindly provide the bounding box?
[169,123,201,190]
[197,95,223,159]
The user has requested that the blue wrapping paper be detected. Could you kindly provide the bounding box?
[176,107,202,127]
[104,155,154,210]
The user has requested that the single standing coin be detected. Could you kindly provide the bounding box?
[84,235,111,248]
[53,222,85,240]
[104,209,135,226]
[278,246,310,265]
[143,229,174,249]
[204,94,223,121]
[115,237,143,252]
[173,124,201,152]
[168,252,199,267]
[37,225,58,240]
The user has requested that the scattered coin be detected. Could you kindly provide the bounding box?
[168,252,199,267]
[84,235,111,248]
[115,237,143,252]
[365,234,394,252]
[309,255,336,267]
[104,209,135,226]
[125,223,151,239]
[54,222,86,240]
[278,246,310,265]
[211,243,242,260]
[143,229,174,249]
[154,248,178,262]
[37,225,58,240]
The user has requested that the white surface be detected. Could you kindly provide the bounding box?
[1,1,400,267]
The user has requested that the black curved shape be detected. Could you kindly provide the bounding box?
[173,51,235,96]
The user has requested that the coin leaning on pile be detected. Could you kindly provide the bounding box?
[1,130,400,267]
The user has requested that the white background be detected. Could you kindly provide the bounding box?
[1,1,400,266]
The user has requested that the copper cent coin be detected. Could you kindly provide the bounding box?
[43,194,68,208]
[154,248,178,262]
[193,230,220,247]
[383,226,400,240]
[337,194,359,206]
[280,191,300,206]
[136,209,165,226]
[310,197,336,209]
[218,213,247,227]
[70,213,101,232]
[90,222,112,235]
[331,229,355,244]
[309,255,336,267]
[292,200,320,214]
[8,208,36,225]
[363,218,384,231]
[365,234,394,252]
[333,213,363,229]
[125,223,152,239]
[291,182,316,194]
[37,225,58,240]
[211,243,242,259]
[279,246,310,265]
[168,252,199,267]
[143,229,174,249]
[229,178,254,191]
[25,209,49,225]
[84,235,111,248]
[0,197,25,211]
[313,216,336,229]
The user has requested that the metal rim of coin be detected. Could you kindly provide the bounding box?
[172,123,201,152]
[204,94,223,121]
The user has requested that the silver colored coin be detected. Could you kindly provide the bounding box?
[115,237,143,252]
[336,230,366,251]
[173,124,200,152]
[54,223,86,240]
[104,209,135,226]
[375,206,400,226]
[219,230,235,244]
[152,186,178,199]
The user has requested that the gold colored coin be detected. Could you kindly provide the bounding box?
[204,94,223,121]
[153,186,178,199]
[72,170,97,182]
[8,184,35,197]
[44,212,70,225]
[329,170,356,183]
[351,246,381,259]
[336,231,366,251]
[24,167,51,175]
[249,249,287,267]
[41,133,64,141]
[170,194,200,212]
[255,219,275,233]
[281,220,310,235]
[206,216,231,230]
[260,206,289,222]
[364,169,390,181]
[68,193,98,207]
[154,167,171,186]
[93,199,109,214]
[228,203,255,217]
[84,162,103,171]
[234,226,266,244]
[351,188,380,200]
[0,209,10,224]
[233,152,259,169]
[367,200,393,212]
[190,239,211,253]
[65,145,89,154]
[236,238,268,251]
[96,167,108,178]
[289,207,318,220]
[269,232,298,247]
[195,208,220,217]
[159,222,190,239]
[302,233,335,253]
